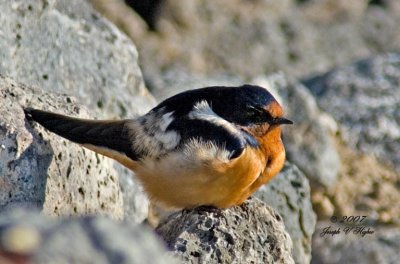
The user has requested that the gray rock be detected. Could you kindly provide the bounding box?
[0,0,155,119]
[138,0,363,78]
[312,221,400,264]
[0,76,123,219]
[0,0,156,222]
[156,198,294,264]
[102,0,400,80]
[147,69,243,101]
[255,162,316,264]
[361,6,400,53]
[0,209,175,264]
[251,74,341,188]
[304,53,400,172]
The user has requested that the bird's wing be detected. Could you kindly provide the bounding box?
[169,118,245,160]
[24,108,141,163]
[24,103,259,169]
[168,100,259,160]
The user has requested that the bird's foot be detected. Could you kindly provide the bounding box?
[195,205,221,214]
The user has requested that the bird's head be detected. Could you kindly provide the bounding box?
[209,85,293,135]
[155,84,292,137]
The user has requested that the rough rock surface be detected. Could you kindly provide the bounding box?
[312,221,400,264]
[304,53,400,173]
[0,0,155,119]
[317,137,400,225]
[0,76,123,219]
[92,0,400,80]
[255,162,316,264]
[147,70,243,101]
[0,0,156,222]
[0,209,175,264]
[302,54,400,224]
[303,53,400,263]
[156,198,294,264]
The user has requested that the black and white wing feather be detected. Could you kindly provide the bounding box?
[167,101,258,160]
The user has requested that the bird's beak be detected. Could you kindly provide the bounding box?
[270,117,293,125]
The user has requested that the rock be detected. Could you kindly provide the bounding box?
[303,53,400,224]
[0,76,123,219]
[383,0,400,13]
[91,0,150,41]
[317,134,400,225]
[312,221,400,264]
[93,0,400,80]
[147,69,243,101]
[361,6,400,53]
[298,0,368,22]
[302,53,400,261]
[304,53,400,173]
[0,0,155,119]
[0,209,175,264]
[118,168,149,223]
[156,198,294,264]
[0,0,156,222]
[255,162,316,264]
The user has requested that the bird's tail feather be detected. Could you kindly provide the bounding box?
[24,108,138,161]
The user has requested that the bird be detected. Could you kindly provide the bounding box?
[24,85,292,210]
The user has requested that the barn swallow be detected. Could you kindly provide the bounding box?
[24,85,292,210]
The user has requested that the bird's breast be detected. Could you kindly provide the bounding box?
[254,126,285,182]
[133,144,266,209]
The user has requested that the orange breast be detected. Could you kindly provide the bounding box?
[133,146,267,209]
[233,126,286,204]
[83,127,286,210]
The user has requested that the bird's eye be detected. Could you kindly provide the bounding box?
[245,105,274,124]
[246,106,262,118]
[246,112,257,119]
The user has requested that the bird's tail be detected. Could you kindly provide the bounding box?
[24,108,139,164]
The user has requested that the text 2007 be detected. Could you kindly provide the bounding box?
[339,216,366,223]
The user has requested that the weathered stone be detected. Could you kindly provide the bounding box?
[147,69,243,101]
[303,53,400,261]
[304,53,400,173]
[91,0,149,40]
[0,0,156,222]
[315,134,400,225]
[0,209,176,264]
[298,0,368,22]
[0,0,155,119]
[312,221,400,264]
[156,198,294,264]
[255,162,316,264]
[361,6,400,53]
[93,0,400,80]
[0,76,123,219]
